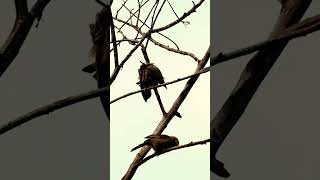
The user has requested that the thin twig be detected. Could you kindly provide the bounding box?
[111,0,202,85]
[167,0,189,27]
[140,45,167,114]
[116,18,199,62]
[136,0,142,27]
[117,0,150,31]
[146,0,166,48]
[115,0,129,18]
[153,89,166,115]
[109,9,119,66]
[137,138,210,166]
[134,0,156,39]
[116,4,180,49]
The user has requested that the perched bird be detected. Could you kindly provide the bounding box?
[137,62,166,102]
[131,134,179,152]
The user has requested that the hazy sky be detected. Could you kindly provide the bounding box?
[110,1,210,180]
[0,0,209,180]
[212,1,320,179]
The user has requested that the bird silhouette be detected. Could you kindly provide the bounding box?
[131,134,179,152]
[137,62,166,102]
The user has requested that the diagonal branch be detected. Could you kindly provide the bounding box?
[150,0,205,33]
[211,0,312,177]
[2,9,319,137]
[121,46,210,180]
[0,0,52,77]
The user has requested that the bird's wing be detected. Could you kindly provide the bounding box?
[145,134,170,140]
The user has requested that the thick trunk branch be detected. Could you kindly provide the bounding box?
[0,0,52,77]
[211,0,312,177]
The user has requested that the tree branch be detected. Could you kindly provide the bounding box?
[211,0,312,177]
[2,9,319,137]
[211,14,320,66]
[0,0,52,77]
[111,66,210,104]
[110,0,204,84]
[0,64,210,136]
[0,86,109,136]
[121,46,210,180]
[137,138,210,166]
[150,0,205,33]
[115,17,200,62]
[14,0,28,18]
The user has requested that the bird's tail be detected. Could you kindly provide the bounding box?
[142,89,151,102]
[131,142,147,152]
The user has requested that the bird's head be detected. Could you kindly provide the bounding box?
[171,136,179,146]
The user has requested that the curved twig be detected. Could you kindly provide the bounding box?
[136,139,210,166]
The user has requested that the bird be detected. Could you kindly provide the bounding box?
[131,134,179,152]
[137,62,166,102]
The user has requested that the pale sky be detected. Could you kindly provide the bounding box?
[0,1,209,180]
[110,0,210,180]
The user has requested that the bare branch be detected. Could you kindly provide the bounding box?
[154,88,166,114]
[167,0,189,26]
[111,66,209,104]
[211,0,312,177]
[150,0,205,33]
[121,46,210,180]
[116,3,180,50]
[0,86,109,136]
[140,46,168,115]
[110,9,119,67]
[116,0,129,18]
[137,139,210,166]
[14,0,28,17]
[146,0,166,48]
[115,18,200,61]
